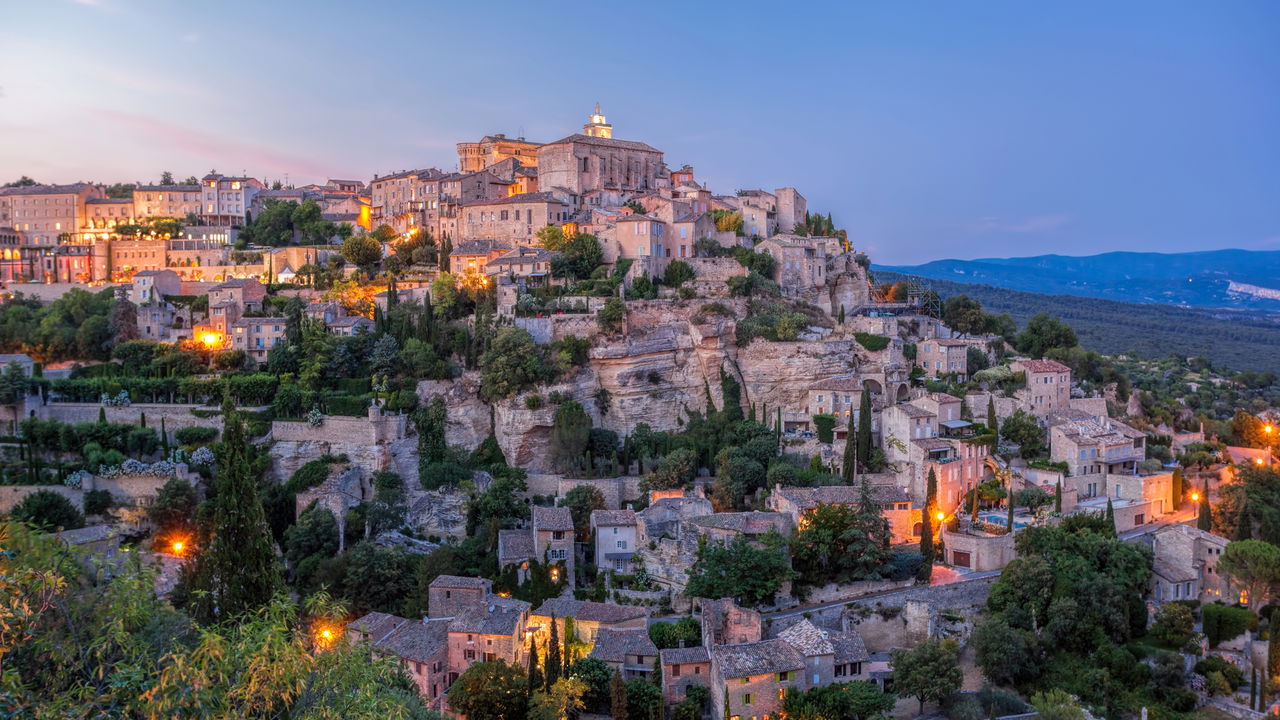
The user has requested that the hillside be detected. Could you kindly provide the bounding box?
[876,249,1280,312]
[876,271,1280,374]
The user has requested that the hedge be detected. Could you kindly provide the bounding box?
[174,426,218,445]
[50,373,279,406]
[854,332,891,352]
[1202,603,1256,647]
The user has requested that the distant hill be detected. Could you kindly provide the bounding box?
[875,271,1280,374]
[876,249,1280,312]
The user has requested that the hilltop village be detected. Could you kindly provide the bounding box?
[4,109,1280,720]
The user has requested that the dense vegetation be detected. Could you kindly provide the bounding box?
[879,271,1280,374]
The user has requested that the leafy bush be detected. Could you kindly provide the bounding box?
[12,489,84,531]
[524,394,544,410]
[1194,656,1243,689]
[174,426,218,445]
[83,489,112,516]
[1202,603,1256,647]
[597,297,626,333]
[812,414,836,443]
[853,332,891,352]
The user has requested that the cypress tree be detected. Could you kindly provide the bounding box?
[527,635,542,699]
[918,468,937,583]
[1237,509,1253,541]
[970,479,979,522]
[160,417,169,457]
[611,669,629,720]
[1055,478,1063,513]
[720,369,743,422]
[98,407,106,424]
[185,395,282,623]
[1171,466,1184,508]
[856,389,872,471]
[748,402,756,423]
[1269,622,1280,691]
[1008,478,1016,531]
[546,615,561,690]
[1105,497,1115,532]
[841,414,858,484]
[139,411,146,428]
[1198,478,1212,531]
[987,396,998,438]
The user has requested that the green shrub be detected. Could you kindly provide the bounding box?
[854,332,891,352]
[1195,656,1243,689]
[285,458,339,493]
[524,394,544,410]
[812,414,836,443]
[174,426,218,446]
[83,489,112,516]
[1202,603,1256,646]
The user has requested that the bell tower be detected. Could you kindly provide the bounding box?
[583,103,613,138]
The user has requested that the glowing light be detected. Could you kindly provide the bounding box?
[314,622,339,649]
[550,568,560,582]
[935,511,945,522]
[1265,425,1273,433]
[200,332,219,348]
[172,540,185,554]
[1191,492,1200,502]
[1256,458,1265,465]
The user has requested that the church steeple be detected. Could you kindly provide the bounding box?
[583,103,613,138]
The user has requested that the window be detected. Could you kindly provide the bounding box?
[464,649,475,660]
[776,671,791,682]
[672,664,681,678]
[553,530,564,541]
[743,693,753,705]
[616,540,627,549]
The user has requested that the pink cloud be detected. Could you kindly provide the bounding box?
[96,109,334,180]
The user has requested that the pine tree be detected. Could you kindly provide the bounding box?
[184,396,282,623]
[546,614,561,691]
[1171,466,1184,508]
[527,635,542,699]
[611,669,629,720]
[1054,478,1062,513]
[918,469,937,584]
[1198,478,1212,531]
[856,389,872,471]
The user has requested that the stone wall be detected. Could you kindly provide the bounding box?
[0,484,81,514]
[524,474,643,509]
[684,257,746,283]
[37,403,226,435]
[268,413,412,482]
[801,577,914,605]
[941,529,1017,571]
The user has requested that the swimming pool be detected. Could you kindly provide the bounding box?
[976,511,1031,530]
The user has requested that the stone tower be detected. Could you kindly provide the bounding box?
[583,104,613,138]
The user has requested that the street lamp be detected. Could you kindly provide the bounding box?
[1191,492,1200,502]
[935,511,945,522]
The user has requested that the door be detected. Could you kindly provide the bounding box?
[953,551,971,568]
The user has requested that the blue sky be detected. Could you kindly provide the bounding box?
[1,0,1276,265]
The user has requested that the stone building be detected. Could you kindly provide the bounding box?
[536,113,665,199]
[919,338,969,378]
[769,484,919,545]
[590,508,637,574]
[457,133,542,173]
[529,597,646,646]
[710,638,805,720]
[587,628,659,681]
[756,235,827,297]
[132,184,202,220]
[130,269,181,304]
[349,613,452,712]
[460,193,571,246]
[0,183,105,245]
[230,316,287,363]
[1011,358,1072,416]
[1049,412,1145,499]
[448,238,513,277]
[1144,523,1233,604]
[199,174,264,227]
[661,645,711,705]
[497,505,575,584]
[369,168,447,238]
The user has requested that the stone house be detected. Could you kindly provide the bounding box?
[588,628,660,681]
[199,174,264,227]
[805,375,865,436]
[350,612,452,712]
[756,236,826,296]
[1049,413,1145,499]
[426,575,491,619]
[919,338,969,377]
[230,316,287,363]
[1144,523,1233,604]
[635,496,714,594]
[529,597,647,647]
[1011,358,1072,416]
[769,484,919,545]
[670,211,719,258]
[710,638,805,720]
[448,238,513,278]
[368,167,447,238]
[445,597,530,679]
[130,269,181,304]
[461,193,570,246]
[535,125,665,198]
[601,214,671,265]
[132,184,202,220]
[484,245,558,288]
[590,508,637,574]
[661,645,711,705]
[699,598,764,647]
[498,505,575,584]
[325,315,374,337]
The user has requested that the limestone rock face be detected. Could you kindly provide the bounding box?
[825,255,871,317]
[736,338,859,417]
[417,372,489,449]
[407,488,468,540]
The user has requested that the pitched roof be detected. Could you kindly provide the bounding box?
[448,597,530,636]
[588,628,659,663]
[532,505,573,532]
[661,646,710,665]
[487,246,556,266]
[450,238,513,256]
[543,133,661,153]
[461,191,567,207]
[1014,358,1071,374]
[350,611,407,642]
[829,631,869,663]
[774,484,910,507]
[56,525,116,545]
[689,511,787,535]
[428,574,490,591]
[711,638,805,678]
[0,183,95,196]
[892,403,936,419]
[136,184,201,192]
[930,338,970,347]
[590,509,637,527]
[378,617,450,663]
[778,619,834,656]
[498,529,534,562]
[533,597,647,624]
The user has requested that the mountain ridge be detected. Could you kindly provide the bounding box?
[876,248,1280,311]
